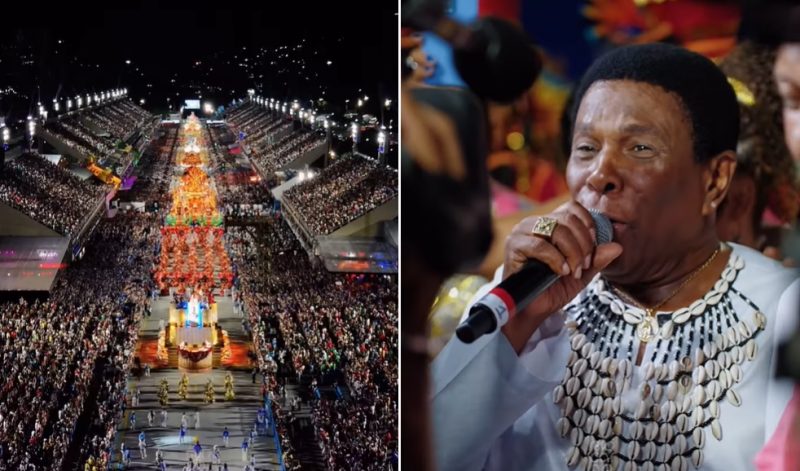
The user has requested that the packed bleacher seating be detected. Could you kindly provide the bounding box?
[226,220,397,471]
[123,125,177,205]
[0,153,108,236]
[84,99,152,141]
[282,154,397,235]
[227,103,328,179]
[0,211,159,470]
[67,211,161,470]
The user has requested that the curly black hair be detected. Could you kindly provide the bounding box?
[719,40,798,226]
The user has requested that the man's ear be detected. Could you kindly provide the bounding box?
[702,150,737,216]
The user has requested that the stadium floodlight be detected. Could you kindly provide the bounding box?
[378,129,387,156]
[2,127,9,144]
[67,99,72,110]
[323,119,329,129]
[357,99,363,108]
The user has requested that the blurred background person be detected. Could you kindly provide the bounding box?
[716,41,798,262]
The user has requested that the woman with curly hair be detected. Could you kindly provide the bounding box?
[716,41,799,258]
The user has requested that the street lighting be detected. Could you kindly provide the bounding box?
[351,122,359,153]
[377,128,386,162]
[27,117,36,152]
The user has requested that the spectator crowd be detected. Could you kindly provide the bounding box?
[0,152,108,236]
[282,154,398,235]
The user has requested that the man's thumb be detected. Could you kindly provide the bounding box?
[582,242,623,282]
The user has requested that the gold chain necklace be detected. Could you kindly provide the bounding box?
[612,245,722,342]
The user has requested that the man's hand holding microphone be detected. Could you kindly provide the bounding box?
[457,202,623,353]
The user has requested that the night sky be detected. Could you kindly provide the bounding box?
[0,1,398,122]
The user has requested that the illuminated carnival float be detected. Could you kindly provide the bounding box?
[153,114,233,371]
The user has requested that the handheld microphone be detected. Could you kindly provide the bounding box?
[455,210,613,344]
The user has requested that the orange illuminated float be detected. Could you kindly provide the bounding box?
[155,114,232,293]
[154,113,235,372]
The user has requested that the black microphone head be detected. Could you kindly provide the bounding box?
[589,210,613,245]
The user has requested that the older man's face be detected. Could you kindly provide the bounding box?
[775,43,800,163]
[566,80,707,284]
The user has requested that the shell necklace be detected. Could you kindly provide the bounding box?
[612,245,721,345]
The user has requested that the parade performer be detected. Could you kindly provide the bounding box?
[224,372,235,401]
[205,378,216,404]
[178,373,189,400]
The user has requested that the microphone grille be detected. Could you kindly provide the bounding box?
[589,210,613,245]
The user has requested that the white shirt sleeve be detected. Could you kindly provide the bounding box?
[431,267,571,471]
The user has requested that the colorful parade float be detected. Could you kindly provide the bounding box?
[154,113,233,371]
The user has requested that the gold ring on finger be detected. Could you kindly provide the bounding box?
[532,216,558,241]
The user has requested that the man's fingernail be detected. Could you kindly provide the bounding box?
[574,267,582,280]
[562,262,570,275]
[584,255,591,269]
